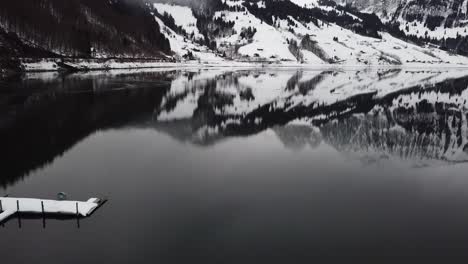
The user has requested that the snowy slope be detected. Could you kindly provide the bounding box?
[392,0,468,40]
[210,0,468,66]
[339,0,468,40]
[153,16,224,63]
[397,21,468,40]
[289,0,320,9]
[214,9,315,62]
[4,0,468,71]
[304,24,468,65]
[152,3,204,40]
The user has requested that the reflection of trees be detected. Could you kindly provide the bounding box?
[285,71,303,91]
[3,70,468,186]
[0,72,171,187]
[298,71,332,95]
[284,70,332,94]
[321,107,468,164]
[153,70,468,165]
[273,125,322,151]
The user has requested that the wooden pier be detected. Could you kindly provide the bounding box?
[0,196,106,224]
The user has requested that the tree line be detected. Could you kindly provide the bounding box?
[0,0,171,58]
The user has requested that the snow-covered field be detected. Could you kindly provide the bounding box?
[211,0,468,66]
[215,9,319,63]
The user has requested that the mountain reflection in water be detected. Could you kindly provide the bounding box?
[4,68,468,263]
[1,68,468,187]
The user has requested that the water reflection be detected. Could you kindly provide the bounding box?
[0,71,173,187]
[1,68,468,187]
[152,68,468,166]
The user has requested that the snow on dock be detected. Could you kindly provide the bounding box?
[0,197,104,223]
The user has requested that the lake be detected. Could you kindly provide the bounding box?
[1,68,468,263]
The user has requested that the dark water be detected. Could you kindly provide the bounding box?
[2,68,468,263]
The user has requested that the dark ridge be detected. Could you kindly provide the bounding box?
[0,0,171,59]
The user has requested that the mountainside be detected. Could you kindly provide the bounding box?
[337,0,468,55]
[340,0,468,28]
[0,0,171,59]
[150,0,468,66]
[148,0,223,13]
[2,0,468,71]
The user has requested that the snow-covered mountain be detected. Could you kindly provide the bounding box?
[150,0,468,66]
[2,0,468,71]
[337,0,468,54]
[335,0,403,16]
[340,0,468,28]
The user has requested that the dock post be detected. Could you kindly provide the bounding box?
[41,200,45,228]
[17,200,21,228]
[76,202,80,229]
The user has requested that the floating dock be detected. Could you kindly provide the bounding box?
[0,197,105,224]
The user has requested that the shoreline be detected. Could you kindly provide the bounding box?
[3,57,468,76]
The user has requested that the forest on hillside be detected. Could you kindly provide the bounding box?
[0,0,171,58]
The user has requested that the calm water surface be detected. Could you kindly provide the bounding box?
[2,68,468,263]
